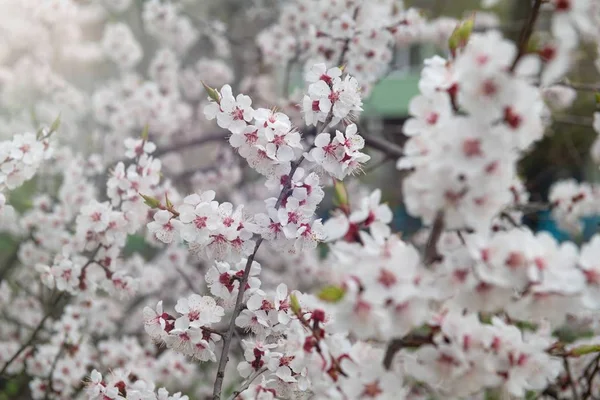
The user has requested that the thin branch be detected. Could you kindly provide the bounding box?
[154,133,227,157]
[282,55,298,99]
[175,265,199,293]
[363,135,404,159]
[561,81,600,92]
[0,293,64,377]
[227,367,268,400]
[473,20,528,34]
[553,114,594,127]
[423,211,445,265]
[44,339,66,400]
[212,240,262,400]
[0,244,20,286]
[336,6,360,67]
[564,356,580,400]
[581,354,600,399]
[510,0,543,72]
[500,211,520,227]
[383,332,434,370]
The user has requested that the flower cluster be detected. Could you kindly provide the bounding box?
[0,131,53,203]
[398,30,545,232]
[144,296,224,362]
[148,192,256,263]
[302,64,363,127]
[549,179,600,235]
[2,1,600,400]
[35,136,170,298]
[257,0,430,91]
[307,123,369,180]
[86,369,190,400]
[405,311,562,398]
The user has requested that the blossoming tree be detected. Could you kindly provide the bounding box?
[2,0,600,399]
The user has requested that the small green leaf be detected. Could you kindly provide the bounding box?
[140,193,161,209]
[141,124,149,140]
[448,14,474,55]
[202,81,220,103]
[570,344,600,357]
[317,285,345,303]
[165,193,174,209]
[332,180,349,210]
[290,293,301,314]
[49,114,61,134]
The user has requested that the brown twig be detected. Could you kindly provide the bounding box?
[553,115,594,127]
[363,135,404,159]
[154,133,227,157]
[581,354,600,399]
[564,356,581,400]
[423,211,445,265]
[227,366,268,400]
[383,332,434,369]
[336,6,360,67]
[510,0,543,72]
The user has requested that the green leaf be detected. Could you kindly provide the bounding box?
[202,81,220,103]
[317,285,346,303]
[49,114,61,134]
[290,293,301,314]
[332,180,349,209]
[141,124,149,140]
[570,344,600,357]
[140,193,161,209]
[448,14,474,55]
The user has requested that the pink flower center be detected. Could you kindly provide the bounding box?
[188,310,200,321]
[91,212,102,222]
[426,112,439,125]
[328,91,340,103]
[481,79,497,96]
[505,252,525,269]
[320,74,332,85]
[232,107,244,120]
[462,138,482,157]
[361,381,383,398]
[272,135,285,146]
[223,217,235,227]
[377,269,397,288]
[555,0,570,11]
[194,216,207,229]
[244,130,258,144]
[504,107,522,129]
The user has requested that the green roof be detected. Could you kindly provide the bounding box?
[361,72,421,118]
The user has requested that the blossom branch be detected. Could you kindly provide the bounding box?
[212,113,333,399]
[0,293,65,377]
[212,239,264,400]
[227,366,268,400]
